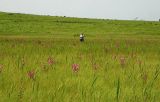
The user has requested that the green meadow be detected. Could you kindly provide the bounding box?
[0,12,160,102]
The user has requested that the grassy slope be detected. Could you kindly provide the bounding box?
[0,11,160,38]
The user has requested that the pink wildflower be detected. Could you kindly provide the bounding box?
[27,70,35,79]
[47,57,54,65]
[72,64,79,73]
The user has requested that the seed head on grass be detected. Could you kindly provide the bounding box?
[112,54,117,60]
[11,44,15,48]
[72,64,79,73]
[130,52,136,59]
[115,41,120,48]
[119,56,126,67]
[137,59,142,67]
[0,64,3,73]
[41,63,48,72]
[104,47,109,54]
[27,70,35,80]
[142,73,148,84]
[92,63,99,70]
[21,57,25,66]
[77,54,83,60]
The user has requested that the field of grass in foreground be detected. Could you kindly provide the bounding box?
[0,12,160,102]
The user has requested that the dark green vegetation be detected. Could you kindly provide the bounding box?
[0,12,160,101]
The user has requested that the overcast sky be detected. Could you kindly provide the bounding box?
[0,0,160,21]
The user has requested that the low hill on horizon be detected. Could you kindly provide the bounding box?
[0,11,160,38]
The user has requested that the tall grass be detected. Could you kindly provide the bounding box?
[0,37,160,101]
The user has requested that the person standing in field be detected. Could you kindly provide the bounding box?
[80,33,84,42]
